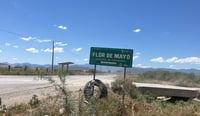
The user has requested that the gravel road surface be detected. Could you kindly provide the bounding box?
[0,75,116,106]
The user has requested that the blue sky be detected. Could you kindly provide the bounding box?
[0,0,200,69]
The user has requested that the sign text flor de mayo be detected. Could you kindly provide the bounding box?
[89,47,133,68]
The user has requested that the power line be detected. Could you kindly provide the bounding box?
[0,28,27,37]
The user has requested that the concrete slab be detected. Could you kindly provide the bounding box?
[133,82,200,98]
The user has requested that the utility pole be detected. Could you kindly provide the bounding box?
[51,41,55,74]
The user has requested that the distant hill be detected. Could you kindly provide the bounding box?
[127,67,200,75]
[70,64,200,75]
[1,62,200,75]
[70,64,91,70]
[0,62,54,68]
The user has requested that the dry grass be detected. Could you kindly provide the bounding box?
[2,72,200,116]
[3,85,200,116]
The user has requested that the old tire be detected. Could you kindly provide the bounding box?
[84,79,108,101]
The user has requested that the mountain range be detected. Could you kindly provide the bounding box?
[0,62,200,75]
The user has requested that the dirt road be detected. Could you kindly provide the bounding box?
[0,75,116,106]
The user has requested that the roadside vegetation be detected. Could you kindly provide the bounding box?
[0,66,104,75]
[130,70,200,87]
[1,70,200,115]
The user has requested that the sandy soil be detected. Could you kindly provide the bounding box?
[0,75,116,106]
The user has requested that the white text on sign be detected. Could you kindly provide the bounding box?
[92,52,131,60]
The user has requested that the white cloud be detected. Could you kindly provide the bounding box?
[135,52,141,55]
[151,56,200,64]
[21,36,52,43]
[37,39,51,43]
[133,28,141,33]
[55,42,67,46]
[150,57,164,63]
[175,57,200,64]
[133,56,139,60]
[5,43,19,48]
[12,58,18,60]
[5,42,11,46]
[26,48,39,53]
[21,36,34,41]
[84,58,88,62]
[41,48,52,53]
[54,47,64,53]
[135,64,150,68]
[57,25,67,30]
[166,57,178,63]
[73,48,82,52]
[133,52,141,60]
[0,50,2,53]
[13,45,19,48]
[41,47,64,53]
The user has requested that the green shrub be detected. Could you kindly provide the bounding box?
[111,77,141,100]
[111,79,123,94]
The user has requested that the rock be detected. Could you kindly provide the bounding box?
[59,107,65,114]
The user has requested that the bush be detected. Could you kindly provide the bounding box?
[111,79,123,94]
[135,70,200,87]
[111,77,141,99]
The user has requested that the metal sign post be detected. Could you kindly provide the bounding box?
[122,67,126,108]
[93,64,96,80]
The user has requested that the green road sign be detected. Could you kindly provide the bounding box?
[89,47,133,68]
